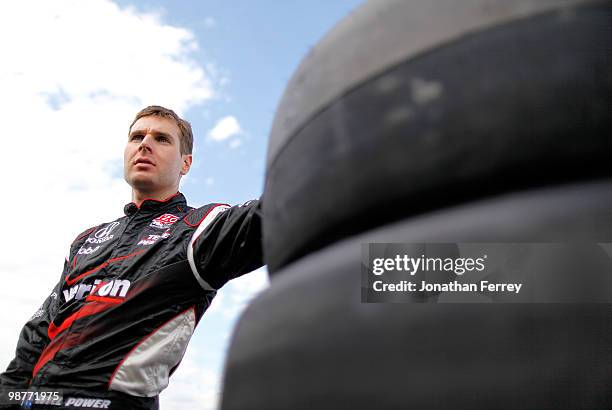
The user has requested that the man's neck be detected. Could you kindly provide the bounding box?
[131,188,179,208]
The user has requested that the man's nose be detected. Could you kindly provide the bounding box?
[138,134,154,152]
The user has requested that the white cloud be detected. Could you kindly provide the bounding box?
[208,116,242,142]
[0,1,215,408]
[160,353,221,410]
[229,139,242,150]
[212,267,270,319]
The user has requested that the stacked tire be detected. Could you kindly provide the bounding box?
[221,1,612,409]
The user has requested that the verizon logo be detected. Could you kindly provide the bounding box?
[63,279,131,302]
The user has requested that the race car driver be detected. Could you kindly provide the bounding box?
[0,106,263,409]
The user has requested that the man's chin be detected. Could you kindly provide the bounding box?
[126,176,157,192]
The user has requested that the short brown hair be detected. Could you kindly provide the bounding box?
[129,105,193,155]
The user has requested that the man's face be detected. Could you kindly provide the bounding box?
[124,115,191,195]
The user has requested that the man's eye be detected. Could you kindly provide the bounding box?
[130,135,143,141]
[158,136,169,143]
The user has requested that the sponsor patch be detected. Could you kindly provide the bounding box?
[63,279,131,302]
[150,213,179,229]
[137,230,171,246]
[30,308,45,321]
[78,246,100,255]
[86,222,120,244]
[64,397,111,408]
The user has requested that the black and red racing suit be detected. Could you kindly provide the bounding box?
[0,192,262,409]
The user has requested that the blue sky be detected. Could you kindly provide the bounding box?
[0,1,363,409]
[114,0,365,205]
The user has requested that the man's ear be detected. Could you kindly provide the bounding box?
[180,154,193,176]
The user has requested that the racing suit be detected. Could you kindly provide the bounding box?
[0,193,263,409]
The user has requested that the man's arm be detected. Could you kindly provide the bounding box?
[187,199,263,290]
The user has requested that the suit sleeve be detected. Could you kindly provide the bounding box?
[187,199,264,290]
[0,262,65,390]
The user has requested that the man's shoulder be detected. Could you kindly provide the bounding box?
[182,199,261,229]
[71,225,99,244]
[183,203,231,228]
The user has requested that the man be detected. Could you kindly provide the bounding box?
[0,106,263,409]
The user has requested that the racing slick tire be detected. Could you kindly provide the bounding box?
[222,180,612,410]
[263,0,612,273]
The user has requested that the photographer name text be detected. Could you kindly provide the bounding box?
[370,254,522,294]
